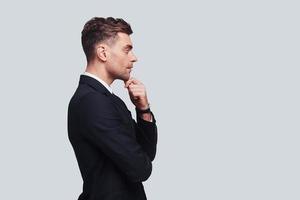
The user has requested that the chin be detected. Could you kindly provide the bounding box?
[119,75,130,81]
[124,74,131,81]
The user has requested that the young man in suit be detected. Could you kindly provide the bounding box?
[68,17,158,200]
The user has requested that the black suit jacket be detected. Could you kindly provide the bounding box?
[68,75,158,200]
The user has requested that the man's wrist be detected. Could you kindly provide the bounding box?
[135,106,151,114]
[136,104,151,114]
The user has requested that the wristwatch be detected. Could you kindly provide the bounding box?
[136,105,151,114]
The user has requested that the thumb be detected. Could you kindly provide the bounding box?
[124,77,135,88]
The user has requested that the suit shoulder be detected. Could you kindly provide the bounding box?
[69,83,107,106]
[80,91,110,105]
[79,92,118,118]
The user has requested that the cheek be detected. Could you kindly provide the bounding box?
[119,56,129,66]
[108,51,128,68]
[108,53,120,67]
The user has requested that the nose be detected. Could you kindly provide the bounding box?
[131,52,138,62]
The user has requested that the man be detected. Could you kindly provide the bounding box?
[68,17,158,200]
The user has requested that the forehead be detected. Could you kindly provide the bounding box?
[114,32,133,46]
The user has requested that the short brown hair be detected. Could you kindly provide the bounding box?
[81,17,133,62]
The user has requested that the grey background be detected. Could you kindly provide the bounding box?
[0,0,299,199]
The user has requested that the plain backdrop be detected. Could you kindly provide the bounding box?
[0,0,299,199]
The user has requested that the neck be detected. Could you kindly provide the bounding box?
[85,63,113,86]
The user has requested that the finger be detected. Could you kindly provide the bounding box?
[128,89,146,96]
[124,78,134,88]
[128,78,142,85]
[128,89,145,94]
[129,91,146,98]
[128,83,145,89]
[128,85,144,90]
[124,80,133,88]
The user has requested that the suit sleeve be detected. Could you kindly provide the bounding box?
[79,92,152,182]
[134,110,158,161]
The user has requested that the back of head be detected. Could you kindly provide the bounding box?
[81,17,133,62]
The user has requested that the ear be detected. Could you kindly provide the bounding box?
[96,44,108,62]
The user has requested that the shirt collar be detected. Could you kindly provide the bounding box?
[82,71,113,94]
